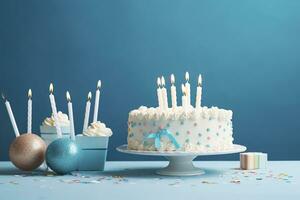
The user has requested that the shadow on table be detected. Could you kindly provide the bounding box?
[0,163,47,176]
[99,167,223,179]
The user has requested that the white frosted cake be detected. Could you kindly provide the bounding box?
[127,73,234,152]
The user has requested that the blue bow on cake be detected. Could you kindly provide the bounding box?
[144,129,180,150]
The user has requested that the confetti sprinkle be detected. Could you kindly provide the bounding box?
[230,180,241,184]
[201,181,217,184]
[9,181,19,185]
[0,167,293,187]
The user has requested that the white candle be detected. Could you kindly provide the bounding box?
[196,74,202,108]
[93,80,101,122]
[156,77,163,109]
[161,76,168,110]
[82,92,92,132]
[27,89,32,133]
[2,94,20,137]
[185,72,191,107]
[49,83,62,138]
[181,84,187,110]
[66,91,75,140]
[170,74,177,108]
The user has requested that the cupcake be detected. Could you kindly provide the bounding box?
[40,111,71,145]
[76,121,112,171]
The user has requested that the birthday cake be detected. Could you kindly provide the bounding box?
[127,73,234,152]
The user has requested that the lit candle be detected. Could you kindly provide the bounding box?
[27,89,32,133]
[181,84,187,110]
[170,74,177,108]
[66,91,75,140]
[161,76,168,110]
[82,92,92,132]
[195,74,202,108]
[185,72,191,107]
[93,80,101,122]
[156,77,163,109]
[49,83,62,138]
[2,94,20,137]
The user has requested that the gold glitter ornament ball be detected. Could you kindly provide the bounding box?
[9,133,46,171]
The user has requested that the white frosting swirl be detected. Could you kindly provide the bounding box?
[83,121,112,137]
[129,106,233,122]
[42,111,70,127]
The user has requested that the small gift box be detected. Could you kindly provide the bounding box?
[76,134,109,171]
[240,152,268,170]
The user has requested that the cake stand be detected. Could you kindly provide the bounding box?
[117,144,246,176]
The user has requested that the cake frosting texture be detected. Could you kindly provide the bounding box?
[83,121,113,137]
[42,111,70,127]
[127,106,234,152]
[40,111,71,134]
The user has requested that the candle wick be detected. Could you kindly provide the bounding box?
[1,93,6,101]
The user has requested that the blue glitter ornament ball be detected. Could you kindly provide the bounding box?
[46,138,79,175]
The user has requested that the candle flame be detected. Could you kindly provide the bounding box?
[185,72,189,82]
[49,83,54,94]
[161,76,165,87]
[28,89,32,99]
[171,74,175,85]
[66,91,71,102]
[181,84,186,96]
[87,92,92,101]
[198,74,202,86]
[97,80,102,89]
[157,77,161,87]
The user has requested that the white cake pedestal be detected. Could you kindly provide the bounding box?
[116,144,246,176]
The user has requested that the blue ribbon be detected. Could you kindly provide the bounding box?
[144,129,180,149]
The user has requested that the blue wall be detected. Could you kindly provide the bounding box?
[1,0,299,161]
